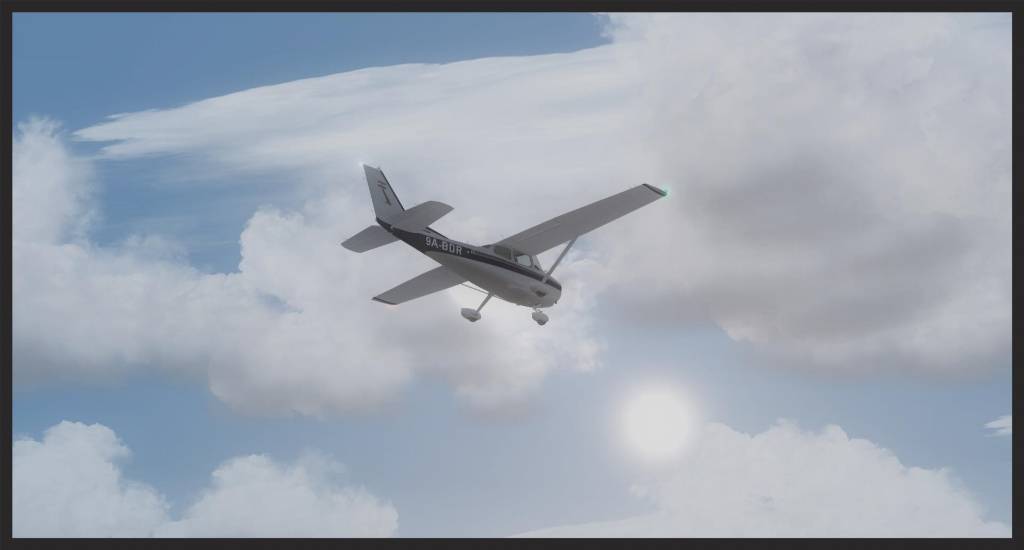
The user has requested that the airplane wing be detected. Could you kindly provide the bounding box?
[496,183,667,255]
[372,266,467,305]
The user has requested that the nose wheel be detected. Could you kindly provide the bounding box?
[531,309,549,326]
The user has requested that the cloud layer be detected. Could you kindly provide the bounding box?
[73,13,1010,374]
[13,119,601,413]
[13,14,1011,414]
[520,420,1010,537]
[15,419,1005,537]
[12,421,398,537]
[595,14,1011,372]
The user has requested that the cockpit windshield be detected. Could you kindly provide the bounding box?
[485,245,541,270]
[514,250,542,270]
[491,245,512,260]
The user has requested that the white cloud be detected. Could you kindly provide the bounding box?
[595,13,1011,372]
[519,420,1010,538]
[12,118,97,244]
[13,421,397,537]
[13,14,1011,412]
[984,415,1011,437]
[12,120,601,413]
[13,421,170,537]
[156,453,397,537]
[70,13,1010,375]
[14,419,1008,538]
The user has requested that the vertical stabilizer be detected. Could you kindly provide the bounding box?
[364,165,405,222]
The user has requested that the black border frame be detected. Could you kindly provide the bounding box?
[1,1,1017,547]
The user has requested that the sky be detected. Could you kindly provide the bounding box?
[10,12,1013,538]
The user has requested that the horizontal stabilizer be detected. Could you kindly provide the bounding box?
[373,266,466,305]
[341,225,398,252]
[389,201,453,232]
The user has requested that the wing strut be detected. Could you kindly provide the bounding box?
[541,237,577,284]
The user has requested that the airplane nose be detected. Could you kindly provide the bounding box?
[529,284,560,307]
[546,280,562,306]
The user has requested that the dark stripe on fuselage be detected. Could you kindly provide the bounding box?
[376,217,562,291]
[424,226,448,239]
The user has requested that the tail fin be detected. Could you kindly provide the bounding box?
[342,201,454,252]
[364,165,405,222]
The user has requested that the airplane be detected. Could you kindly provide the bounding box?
[342,165,667,325]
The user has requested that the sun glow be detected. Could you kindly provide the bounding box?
[620,385,696,462]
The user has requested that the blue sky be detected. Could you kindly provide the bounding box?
[13,13,608,273]
[11,13,1012,537]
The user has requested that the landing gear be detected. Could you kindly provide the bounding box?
[461,292,492,322]
[459,292,550,326]
[528,237,575,327]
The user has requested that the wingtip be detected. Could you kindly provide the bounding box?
[372,296,397,306]
[642,183,668,197]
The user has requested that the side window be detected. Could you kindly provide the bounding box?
[493,245,512,260]
[515,253,532,267]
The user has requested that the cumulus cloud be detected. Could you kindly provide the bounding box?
[12,120,601,413]
[13,421,397,537]
[156,453,397,537]
[15,419,1008,538]
[12,118,97,244]
[13,421,170,537]
[519,420,1010,537]
[70,13,1010,375]
[14,14,1011,412]
[984,415,1011,437]
[596,13,1011,371]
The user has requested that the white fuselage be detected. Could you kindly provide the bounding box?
[427,251,561,308]
[382,220,562,308]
